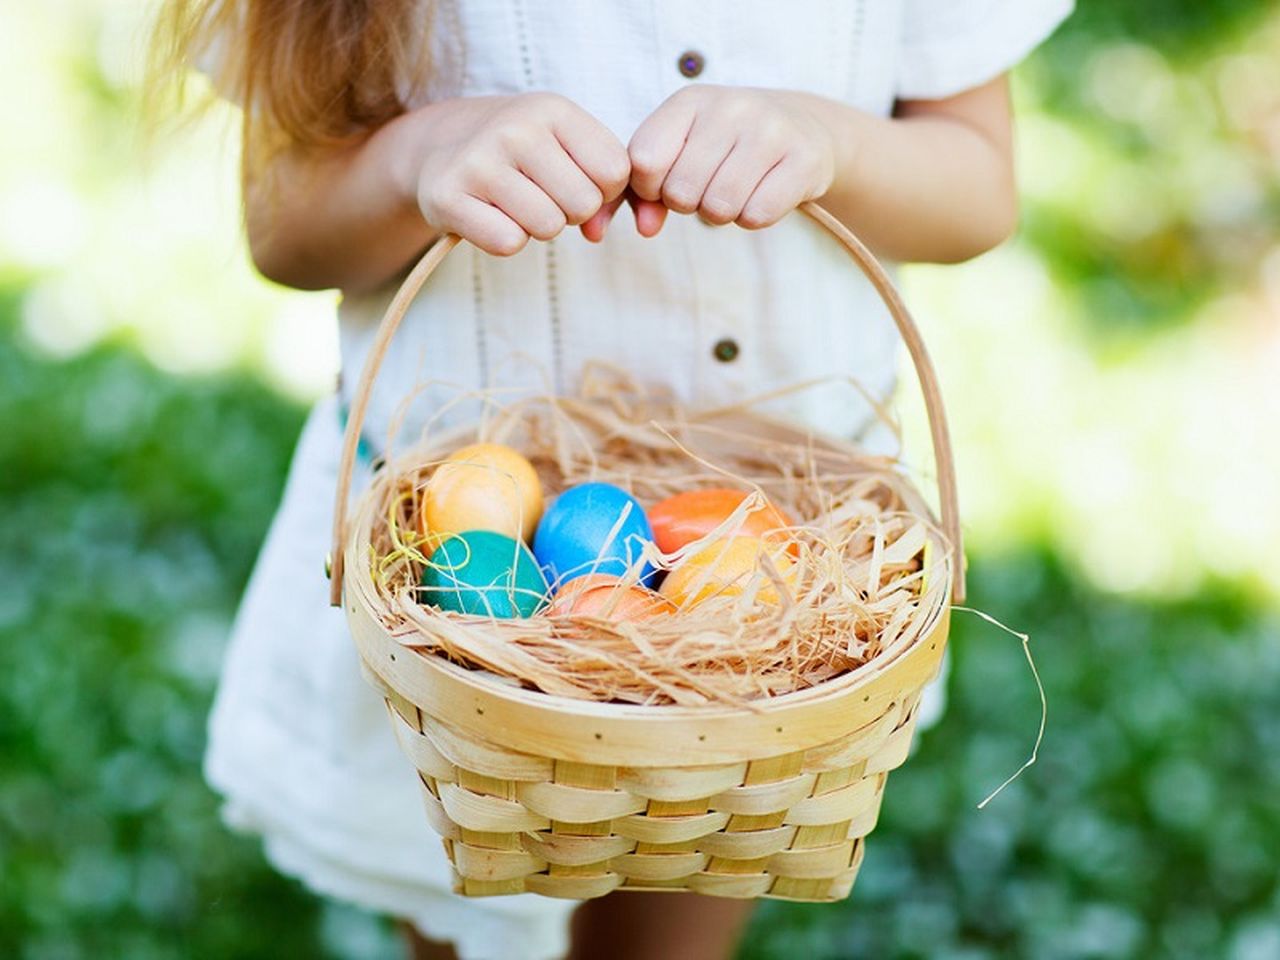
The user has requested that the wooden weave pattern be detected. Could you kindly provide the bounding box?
[380,682,923,901]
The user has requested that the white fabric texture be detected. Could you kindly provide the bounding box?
[896,0,1075,99]
[205,2,1072,957]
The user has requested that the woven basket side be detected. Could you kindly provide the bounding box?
[386,686,922,902]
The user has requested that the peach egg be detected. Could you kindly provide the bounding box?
[546,573,675,621]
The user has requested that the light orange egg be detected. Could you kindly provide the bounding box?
[546,573,675,621]
[659,536,796,609]
[648,487,798,557]
[420,442,543,542]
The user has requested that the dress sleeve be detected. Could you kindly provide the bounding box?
[896,0,1073,101]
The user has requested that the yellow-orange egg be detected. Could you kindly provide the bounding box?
[659,537,796,609]
[420,443,543,542]
[546,573,675,621]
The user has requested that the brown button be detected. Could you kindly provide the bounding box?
[713,338,739,363]
[678,50,705,79]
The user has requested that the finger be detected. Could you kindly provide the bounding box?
[738,154,809,230]
[582,192,665,241]
[628,95,699,202]
[661,119,736,215]
[449,196,528,256]
[486,168,568,241]
[700,138,785,226]
[550,107,631,202]
[630,197,668,237]
[580,196,624,243]
[517,136,605,226]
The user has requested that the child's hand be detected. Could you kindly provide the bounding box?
[622,86,839,232]
[413,93,631,256]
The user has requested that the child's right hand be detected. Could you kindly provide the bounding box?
[411,94,631,256]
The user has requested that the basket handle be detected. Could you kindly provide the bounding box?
[329,202,965,606]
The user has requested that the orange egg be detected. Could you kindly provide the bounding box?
[546,573,675,621]
[648,487,798,557]
[420,442,543,542]
[659,537,797,608]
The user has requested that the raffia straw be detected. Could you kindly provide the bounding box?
[360,370,953,706]
[957,606,1047,809]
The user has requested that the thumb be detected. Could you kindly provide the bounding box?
[580,190,670,242]
[580,196,625,243]
[629,196,667,238]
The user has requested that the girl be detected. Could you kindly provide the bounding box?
[152,2,1070,958]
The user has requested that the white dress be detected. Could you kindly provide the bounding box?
[204,2,1072,957]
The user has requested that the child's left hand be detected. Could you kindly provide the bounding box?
[583,86,838,240]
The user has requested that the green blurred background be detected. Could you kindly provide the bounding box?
[2,2,1278,957]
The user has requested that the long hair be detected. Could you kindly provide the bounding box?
[148,0,430,163]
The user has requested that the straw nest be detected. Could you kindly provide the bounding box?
[358,375,952,708]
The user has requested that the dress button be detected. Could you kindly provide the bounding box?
[712,338,739,363]
[678,50,705,79]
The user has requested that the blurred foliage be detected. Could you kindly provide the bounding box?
[3,304,1277,958]
[1015,0,1280,343]
[0,300,325,959]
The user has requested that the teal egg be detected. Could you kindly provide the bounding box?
[419,530,548,618]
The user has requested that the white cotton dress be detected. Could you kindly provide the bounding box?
[204,2,1072,957]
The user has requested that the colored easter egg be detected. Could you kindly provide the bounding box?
[533,482,657,588]
[648,487,798,556]
[546,573,675,621]
[659,536,796,609]
[419,530,548,618]
[420,442,543,543]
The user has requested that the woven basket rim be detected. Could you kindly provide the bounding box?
[364,593,949,716]
[347,579,949,764]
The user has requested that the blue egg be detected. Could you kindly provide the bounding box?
[533,482,658,589]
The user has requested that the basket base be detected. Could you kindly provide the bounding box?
[449,841,864,903]
[399,697,909,903]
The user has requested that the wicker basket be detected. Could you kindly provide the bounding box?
[328,202,965,903]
